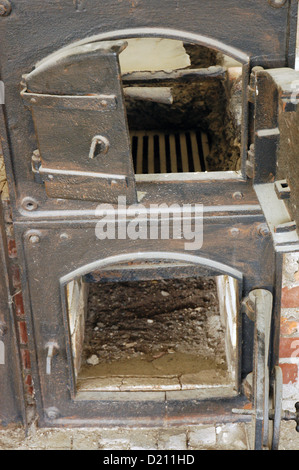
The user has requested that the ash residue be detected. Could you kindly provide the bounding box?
[82,277,226,367]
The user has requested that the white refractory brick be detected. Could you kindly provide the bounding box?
[188,426,217,448]
[98,429,159,450]
[125,430,158,450]
[72,431,100,450]
[158,431,187,450]
[216,423,247,449]
[99,438,131,450]
[0,429,26,450]
[119,38,190,74]
[43,430,72,450]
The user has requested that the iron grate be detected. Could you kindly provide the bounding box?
[130,130,210,174]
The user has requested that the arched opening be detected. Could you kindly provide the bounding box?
[62,254,242,400]
[119,37,243,175]
[37,27,249,66]
[23,29,248,204]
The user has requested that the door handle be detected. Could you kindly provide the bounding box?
[88,135,110,159]
[45,341,59,375]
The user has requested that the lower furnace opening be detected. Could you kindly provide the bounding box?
[66,272,239,400]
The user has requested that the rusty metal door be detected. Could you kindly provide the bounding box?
[21,41,137,204]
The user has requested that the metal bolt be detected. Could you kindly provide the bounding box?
[45,407,60,420]
[268,0,287,8]
[0,1,11,16]
[29,234,40,244]
[230,227,240,237]
[232,191,243,200]
[60,232,69,240]
[22,197,38,211]
[258,223,270,236]
[110,179,119,189]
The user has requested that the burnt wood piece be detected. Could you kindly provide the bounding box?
[122,66,227,83]
[123,87,173,104]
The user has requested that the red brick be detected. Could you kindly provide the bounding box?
[14,291,25,316]
[244,402,252,410]
[280,363,298,384]
[24,375,34,397]
[279,337,299,358]
[7,239,17,258]
[18,321,28,345]
[11,265,21,289]
[280,317,299,336]
[21,349,31,370]
[281,286,299,308]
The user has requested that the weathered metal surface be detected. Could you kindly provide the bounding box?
[250,289,273,449]
[234,295,286,450]
[270,68,299,228]
[250,68,280,184]
[13,207,275,426]
[249,68,299,189]
[233,366,299,449]
[0,201,25,426]
[0,0,297,215]
[254,183,299,250]
[271,365,283,450]
[0,0,297,441]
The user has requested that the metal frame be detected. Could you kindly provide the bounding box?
[13,207,272,427]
